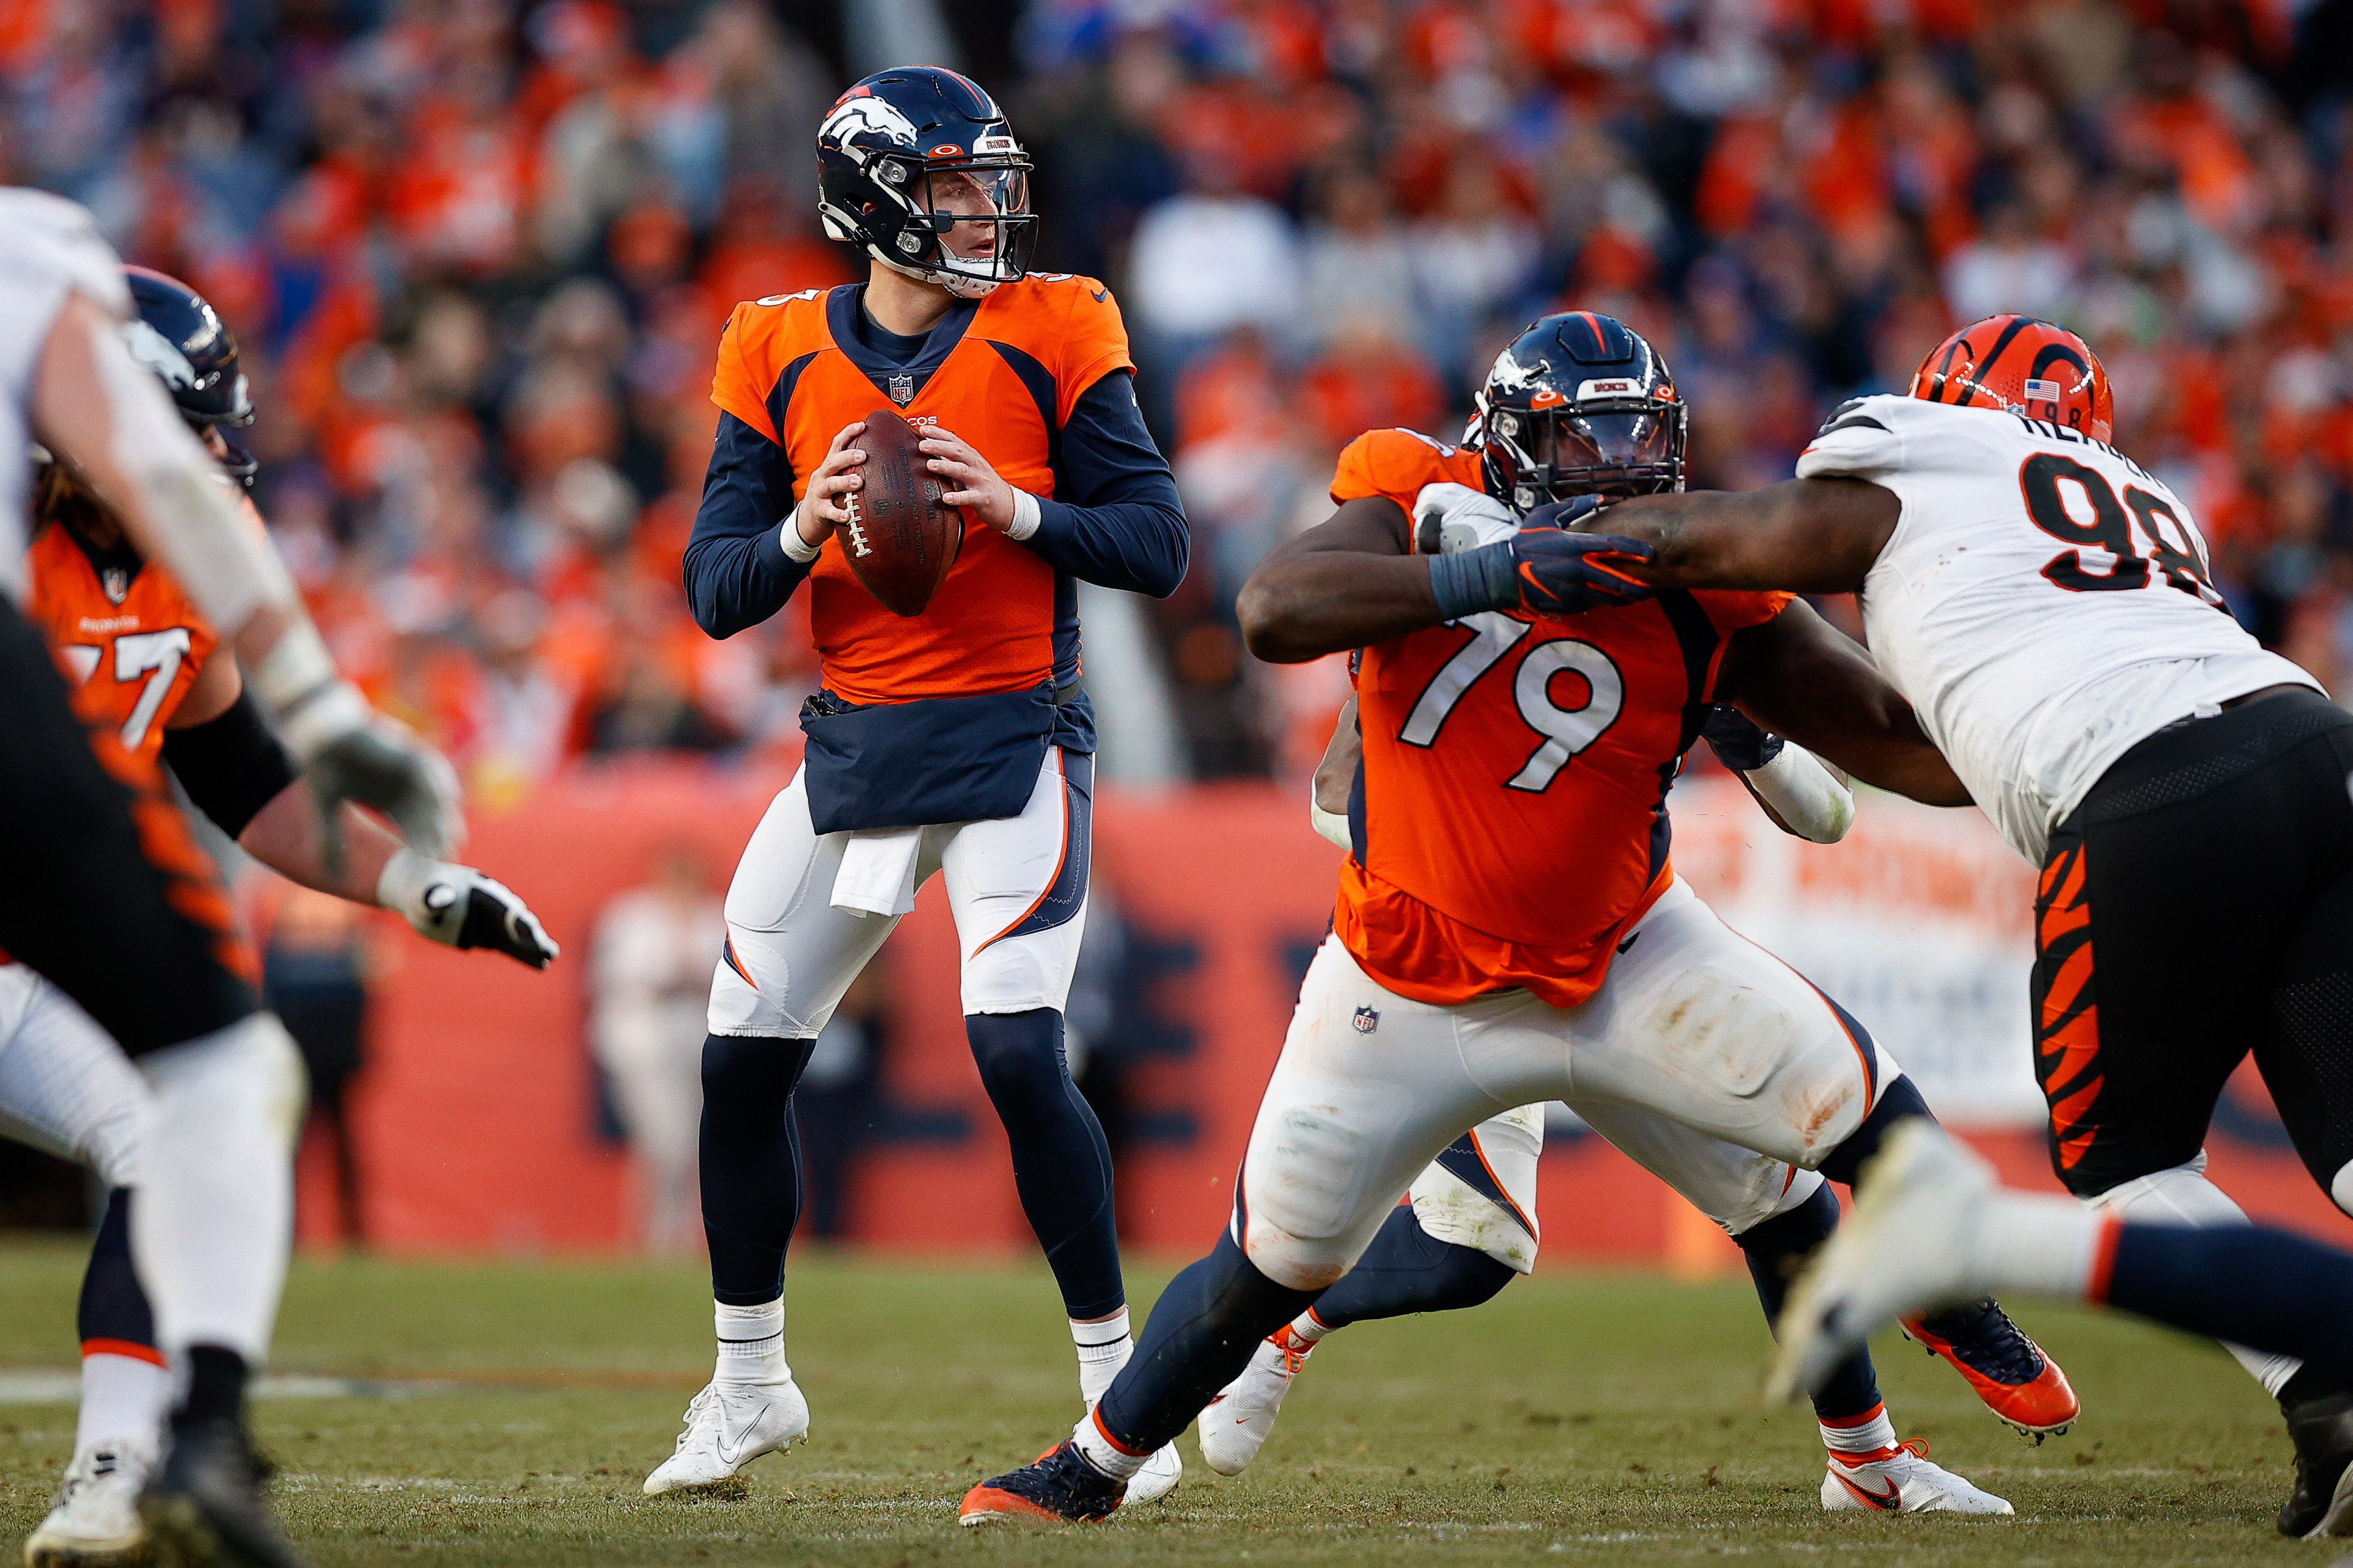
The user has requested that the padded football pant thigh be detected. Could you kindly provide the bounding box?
[1407,1104,1545,1273]
[938,749,1091,1017]
[1562,881,1888,1171]
[706,769,920,1040]
[0,967,150,1188]
[1239,937,1525,1292]
[1569,1097,1825,1236]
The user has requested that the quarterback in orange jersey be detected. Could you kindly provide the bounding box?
[663,67,1189,1500]
[964,314,2064,1527]
[0,267,555,1567]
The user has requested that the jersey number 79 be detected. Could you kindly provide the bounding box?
[1397,611,1625,791]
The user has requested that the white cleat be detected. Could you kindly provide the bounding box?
[1124,1440,1183,1505]
[643,1377,809,1495]
[1197,1326,1314,1477]
[1768,1121,1994,1408]
[25,1441,153,1566]
[1822,1440,2014,1514]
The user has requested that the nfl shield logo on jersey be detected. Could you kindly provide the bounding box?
[888,373,915,406]
[1351,1005,1379,1034]
[100,567,129,605]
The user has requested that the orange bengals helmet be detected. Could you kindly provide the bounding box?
[1909,315,2113,444]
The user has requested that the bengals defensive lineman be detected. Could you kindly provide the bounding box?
[1,265,554,1566]
[661,67,1188,1498]
[0,189,461,1568]
[1581,317,2353,1540]
[964,313,2067,1525]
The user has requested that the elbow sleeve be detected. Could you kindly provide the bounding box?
[159,684,298,838]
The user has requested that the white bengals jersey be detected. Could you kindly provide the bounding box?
[1797,394,2321,863]
[0,189,132,604]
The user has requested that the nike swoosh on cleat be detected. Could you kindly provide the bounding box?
[1834,1471,1903,1511]
[714,1406,770,1467]
[1616,931,1640,954]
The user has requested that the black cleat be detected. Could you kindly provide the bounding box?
[2277,1390,2353,1538]
[959,1440,1125,1525]
[141,1414,313,1568]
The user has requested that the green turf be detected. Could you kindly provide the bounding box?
[0,1237,2331,1566]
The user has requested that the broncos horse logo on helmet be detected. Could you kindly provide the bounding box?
[1471,311,1687,512]
[1909,314,2113,444]
[817,67,1036,300]
[123,265,257,485]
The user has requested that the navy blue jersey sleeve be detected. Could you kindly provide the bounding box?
[1025,371,1189,598]
[683,410,811,639]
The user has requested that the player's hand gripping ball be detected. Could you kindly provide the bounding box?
[841,406,965,617]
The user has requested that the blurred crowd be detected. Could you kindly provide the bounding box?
[4,0,2350,791]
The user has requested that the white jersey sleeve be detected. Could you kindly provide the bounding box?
[1814,394,2322,864]
[0,189,133,603]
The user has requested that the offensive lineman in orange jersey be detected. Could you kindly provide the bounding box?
[661,68,1189,1498]
[964,313,2065,1525]
[2,267,556,1566]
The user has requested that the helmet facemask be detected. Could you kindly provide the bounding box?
[1479,394,1687,511]
[825,149,1036,300]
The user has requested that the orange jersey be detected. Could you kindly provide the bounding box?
[25,522,219,763]
[710,276,1132,705]
[1330,429,1790,1008]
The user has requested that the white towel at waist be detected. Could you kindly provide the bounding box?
[830,828,923,918]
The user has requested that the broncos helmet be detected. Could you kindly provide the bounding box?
[122,265,258,485]
[1472,311,1686,512]
[817,67,1035,300]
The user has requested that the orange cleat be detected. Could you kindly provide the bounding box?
[959,1441,1124,1526]
[1901,1300,2078,1441]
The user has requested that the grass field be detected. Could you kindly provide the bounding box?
[0,1239,2336,1567]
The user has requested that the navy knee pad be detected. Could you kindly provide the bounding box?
[1307,1205,1517,1330]
[699,1033,816,1305]
[1817,1074,1935,1189]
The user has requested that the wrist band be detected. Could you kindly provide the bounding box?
[1007,488,1042,541]
[781,518,822,564]
[1429,541,1517,621]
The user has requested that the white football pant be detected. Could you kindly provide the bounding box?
[1241,879,1883,1289]
[709,748,1089,1039]
[0,962,150,1187]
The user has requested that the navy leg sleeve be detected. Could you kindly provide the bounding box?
[78,1188,154,1351]
[967,1009,1125,1320]
[1816,1075,1935,1189]
[2107,1222,2353,1382]
[1302,1205,1516,1330]
[1096,1230,1322,1454]
[700,1034,817,1305]
[1737,1184,1884,1422]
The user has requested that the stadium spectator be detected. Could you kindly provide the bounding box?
[3,0,2343,788]
[591,848,725,1254]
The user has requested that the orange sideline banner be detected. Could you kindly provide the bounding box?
[315,763,2348,1266]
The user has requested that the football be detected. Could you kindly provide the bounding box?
[840,406,963,617]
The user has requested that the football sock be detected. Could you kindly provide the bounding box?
[699,1034,817,1304]
[1816,1075,1933,1188]
[130,1015,300,1366]
[76,1187,167,1451]
[1073,1308,1133,1406]
[77,1350,169,1455]
[1083,1230,1320,1475]
[965,1010,1125,1321]
[2086,1161,2301,1395]
[714,1297,787,1384]
[1292,1204,1516,1330]
[2098,1220,2353,1384]
[1288,1310,1334,1344]
[181,1345,247,1425]
[1820,1402,1899,1457]
[1735,1184,1885,1422]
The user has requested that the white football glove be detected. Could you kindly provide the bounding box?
[1412,482,1520,555]
[252,623,466,867]
[378,848,560,969]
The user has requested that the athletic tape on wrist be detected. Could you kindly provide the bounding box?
[1429,540,1517,621]
[780,518,822,564]
[1007,487,1042,541]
